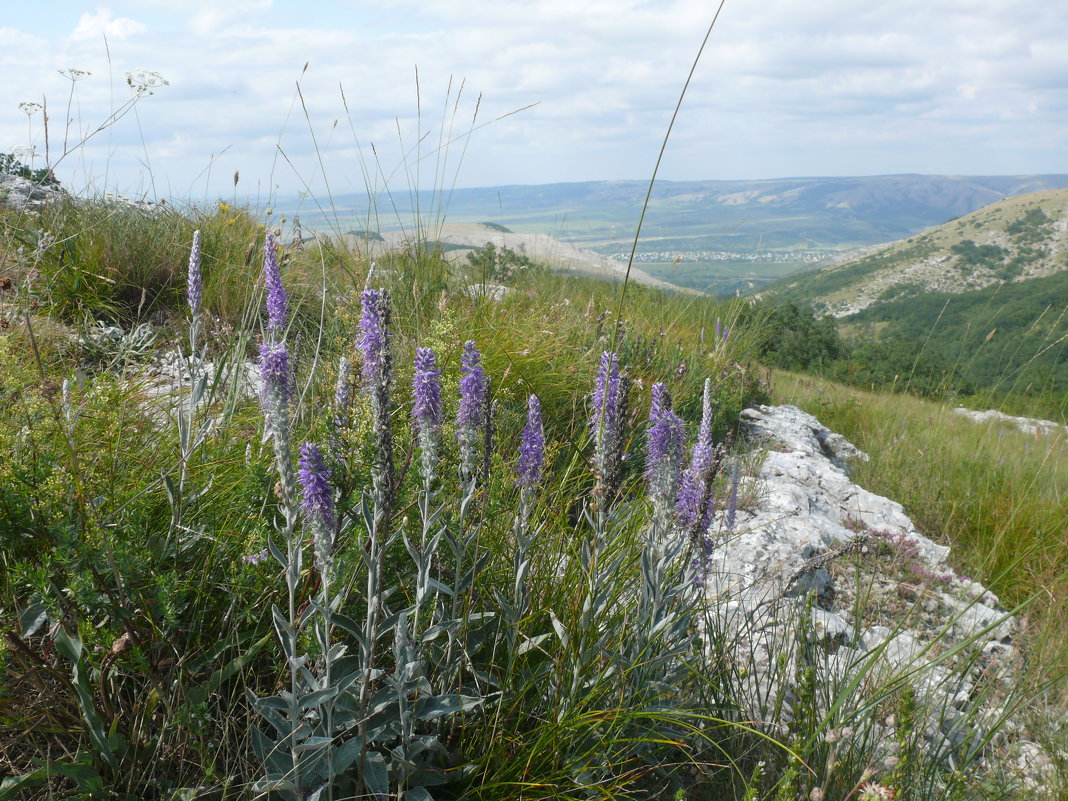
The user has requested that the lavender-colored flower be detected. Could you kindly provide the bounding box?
[517,394,544,488]
[299,442,335,529]
[299,442,335,572]
[457,341,489,481]
[457,341,488,430]
[412,347,442,482]
[259,340,297,519]
[242,549,268,565]
[334,356,352,416]
[187,229,202,316]
[412,347,443,429]
[589,351,621,440]
[646,382,685,540]
[675,378,723,537]
[258,341,292,401]
[358,288,390,384]
[263,231,287,332]
[590,351,629,503]
[357,289,395,512]
[644,382,685,483]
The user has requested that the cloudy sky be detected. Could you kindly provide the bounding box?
[2,1,1066,202]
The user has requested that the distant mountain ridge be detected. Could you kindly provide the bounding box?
[759,189,1068,317]
[291,174,1068,255]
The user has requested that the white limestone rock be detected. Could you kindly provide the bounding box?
[701,403,1031,770]
[0,173,60,210]
[953,406,1067,438]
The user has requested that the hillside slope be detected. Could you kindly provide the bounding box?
[345,222,687,292]
[762,189,1068,317]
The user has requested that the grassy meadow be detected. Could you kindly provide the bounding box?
[0,170,1066,799]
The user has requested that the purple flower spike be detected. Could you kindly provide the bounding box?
[675,378,719,535]
[258,341,292,401]
[412,347,443,429]
[187,229,202,316]
[518,394,544,487]
[358,288,390,384]
[590,351,621,439]
[645,382,685,483]
[457,341,489,482]
[299,442,335,531]
[457,341,488,430]
[263,231,288,332]
[299,441,335,572]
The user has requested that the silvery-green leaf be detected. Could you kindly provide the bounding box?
[377,609,404,635]
[297,601,318,629]
[249,725,272,760]
[273,607,295,658]
[332,613,369,651]
[362,750,389,796]
[517,633,552,655]
[251,699,291,739]
[268,535,288,568]
[425,578,453,598]
[412,694,483,721]
[293,735,334,753]
[185,476,213,504]
[255,695,290,711]
[333,737,364,774]
[331,655,361,682]
[420,623,450,644]
[252,778,299,795]
[251,727,290,775]
[403,787,435,801]
[548,611,568,648]
[299,686,339,709]
[364,720,398,741]
[368,686,398,717]
[360,496,375,533]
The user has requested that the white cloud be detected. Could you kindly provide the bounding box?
[70,8,147,42]
[0,0,1065,197]
[188,0,274,37]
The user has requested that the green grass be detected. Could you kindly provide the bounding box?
[5,193,1064,798]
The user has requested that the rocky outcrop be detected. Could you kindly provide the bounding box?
[701,404,1058,785]
[0,173,60,210]
[953,406,1068,439]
